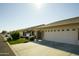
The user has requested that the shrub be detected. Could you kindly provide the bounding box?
[29,36,35,41]
[7,38,12,41]
[11,31,20,40]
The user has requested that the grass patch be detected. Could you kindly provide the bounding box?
[8,38,29,45]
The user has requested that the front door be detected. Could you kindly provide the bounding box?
[37,31,41,39]
[36,31,44,39]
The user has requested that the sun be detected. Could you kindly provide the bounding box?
[33,3,43,9]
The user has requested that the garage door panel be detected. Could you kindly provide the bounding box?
[44,31,78,45]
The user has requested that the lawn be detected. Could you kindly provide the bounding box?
[8,38,29,45]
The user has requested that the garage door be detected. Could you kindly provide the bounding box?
[44,29,78,45]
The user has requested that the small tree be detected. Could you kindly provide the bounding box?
[11,31,20,40]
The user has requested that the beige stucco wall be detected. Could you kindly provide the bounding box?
[19,32,23,37]
[43,23,79,45]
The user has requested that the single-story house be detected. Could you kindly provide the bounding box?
[1,32,12,40]
[19,17,79,45]
[18,24,45,38]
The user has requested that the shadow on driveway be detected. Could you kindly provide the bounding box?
[0,34,15,56]
[34,40,79,55]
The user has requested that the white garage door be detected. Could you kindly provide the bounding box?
[44,29,78,45]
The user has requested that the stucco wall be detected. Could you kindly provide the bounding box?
[19,32,23,37]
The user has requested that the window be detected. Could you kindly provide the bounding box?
[51,30,53,32]
[5,35,8,37]
[62,29,64,31]
[67,29,70,31]
[48,30,50,32]
[58,30,60,32]
[72,29,76,31]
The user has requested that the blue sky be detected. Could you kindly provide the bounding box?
[0,3,79,32]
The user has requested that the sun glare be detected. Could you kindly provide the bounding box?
[33,3,43,9]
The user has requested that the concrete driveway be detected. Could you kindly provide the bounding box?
[10,42,78,56]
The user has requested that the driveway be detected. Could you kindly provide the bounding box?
[10,42,78,56]
[35,40,79,55]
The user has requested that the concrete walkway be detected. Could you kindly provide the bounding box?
[11,42,78,56]
[0,34,15,56]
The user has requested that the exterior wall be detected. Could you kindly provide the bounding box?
[19,32,23,37]
[77,28,79,45]
[43,23,79,45]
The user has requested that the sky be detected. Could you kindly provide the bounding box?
[0,3,79,32]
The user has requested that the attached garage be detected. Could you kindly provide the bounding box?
[41,17,79,45]
[44,28,78,45]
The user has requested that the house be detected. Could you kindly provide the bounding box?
[19,17,79,45]
[36,17,79,45]
[1,31,12,40]
[18,24,45,38]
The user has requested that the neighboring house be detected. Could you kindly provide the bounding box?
[1,32,12,40]
[18,17,79,45]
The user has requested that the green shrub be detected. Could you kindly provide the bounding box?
[7,38,12,41]
[11,31,20,40]
[29,37,35,41]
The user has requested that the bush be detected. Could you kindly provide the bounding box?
[11,31,20,40]
[7,38,12,41]
[29,36,35,41]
